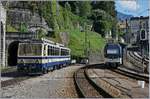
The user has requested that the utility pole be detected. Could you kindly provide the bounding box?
[84,22,89,64]
[84,23,87,63]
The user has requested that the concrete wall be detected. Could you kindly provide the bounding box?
[0,2,6,67]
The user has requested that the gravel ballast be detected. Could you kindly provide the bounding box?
[1,65,83,98]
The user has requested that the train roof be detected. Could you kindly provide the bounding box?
[105,43,121,49]
[19,38,70,49]
[106,43,120,46]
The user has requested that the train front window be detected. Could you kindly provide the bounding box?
[18,44,42,56]
[106,49,120,58]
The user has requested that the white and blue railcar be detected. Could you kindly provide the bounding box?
[104,43,123,68]
[17,38,71,74]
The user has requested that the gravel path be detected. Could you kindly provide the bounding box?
[1,65,83,98]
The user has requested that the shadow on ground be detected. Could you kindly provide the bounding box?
[85,63,120,70]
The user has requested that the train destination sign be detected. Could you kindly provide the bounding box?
[107,49,118,54]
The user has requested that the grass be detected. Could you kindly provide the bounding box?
[67,29,106,57]
[6,24,18,32]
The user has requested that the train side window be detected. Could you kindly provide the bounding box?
[54,47,56,55]
[66,50,68,56]
[64,49,66,56]
[53,47,54,55]
[67,50,69,55]
[56,47,58,55]
[67,50,68,55]
[50,46,52,55]
[48,46,49,55]
[52,46,54,56]
[60,49,62,56]
[48,46,53,56]
[63,49,65,56]
[58,48,60,56]
[48,46,51,56]
[56,47,59,55]
[62,49,64,56]
[64,49,65,56]
[61,49,64,56]
[44,45,46,56]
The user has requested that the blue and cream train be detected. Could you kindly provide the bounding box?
[104,43,123,68]
[17,38,71,74]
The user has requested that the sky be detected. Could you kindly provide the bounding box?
[115,0,149,17]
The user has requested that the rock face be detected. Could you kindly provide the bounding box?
[60,32,69,46]
[4,1,50,33]
[7,9,49,33]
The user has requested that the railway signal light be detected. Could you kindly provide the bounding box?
[140,29,147,41]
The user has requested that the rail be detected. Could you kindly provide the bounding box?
[74,66,106,98]
[127,51,148,70]
[115,66,149,83]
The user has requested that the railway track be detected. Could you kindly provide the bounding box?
[89,67,149,98]
[136,51,149,61]
[74,64,149,98]
[74,66,111,98]
[133,51,149,64]
[114,66,149,83]
[127,51,149,73]
[128,51,149,65]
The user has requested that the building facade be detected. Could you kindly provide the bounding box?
[128,16,149,57]
[129,16,149,44]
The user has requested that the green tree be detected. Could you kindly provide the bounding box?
[91,1,116,17]
[37,28,46,39]
[90,1,117,37]
[78,1,91,18]
[64,2,71,29]
[20,22,27,32]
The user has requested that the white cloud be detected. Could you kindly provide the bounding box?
[118,0,140,11]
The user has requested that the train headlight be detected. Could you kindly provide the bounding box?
[35,60,39,64]
[18,59,24,64]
